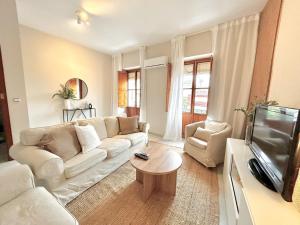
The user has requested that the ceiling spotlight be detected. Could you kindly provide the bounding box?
[75,9,90,25]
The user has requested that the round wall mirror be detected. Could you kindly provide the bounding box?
[65,78,88,100]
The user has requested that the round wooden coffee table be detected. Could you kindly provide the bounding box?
[130,146,182,201]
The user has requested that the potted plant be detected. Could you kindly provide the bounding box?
[52,84,76,109]
[234,98,278,145]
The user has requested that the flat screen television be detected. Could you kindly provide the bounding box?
[250,105,300,201]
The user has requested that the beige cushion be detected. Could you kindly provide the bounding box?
[77,118,107,140]
[64,148,107,178]
[193,127,215,141]
[75,125,101,153]
[104,117,120,137]
[0,187,78,225]
[38,125,81,162]
[118,116,139,135]
[205,121,227,133]
[99,138,131,158]
[113,132,147,146]
[187,137,207,150]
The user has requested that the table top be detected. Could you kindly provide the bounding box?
[130,145,182,175]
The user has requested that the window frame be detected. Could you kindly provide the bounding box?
[183,57,213,115]
[126,68,141,108]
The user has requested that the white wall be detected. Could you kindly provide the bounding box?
[19,26,113,128]
[0,0,30,142]
[268,0,300,108]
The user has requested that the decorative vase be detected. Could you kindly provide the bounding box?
[245,121,253,145]
[64,99,72,109]
[293,171,300,212]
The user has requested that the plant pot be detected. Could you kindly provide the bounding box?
[64,99,72,109]
[245,122,253,145]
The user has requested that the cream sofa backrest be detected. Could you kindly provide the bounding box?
[20,117,121,146]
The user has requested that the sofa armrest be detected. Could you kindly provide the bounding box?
[138,122,150,134]
[9,143,64,179]
[185,121,205,140]
[0,161,34,206]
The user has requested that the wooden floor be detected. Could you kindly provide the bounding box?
[67,142,219,225]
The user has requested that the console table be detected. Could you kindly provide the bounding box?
[63,108,96,122]
[224,138,300,225]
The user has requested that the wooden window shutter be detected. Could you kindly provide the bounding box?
[118,71,128,107]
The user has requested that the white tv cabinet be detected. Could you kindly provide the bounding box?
[223,138,300,225]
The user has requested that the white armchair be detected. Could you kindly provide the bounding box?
[184,121,232,167]
[0,161,78,225]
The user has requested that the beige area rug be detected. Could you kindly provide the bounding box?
[67,142,219,225]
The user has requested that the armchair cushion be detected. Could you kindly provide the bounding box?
[193,127,215,141]
[0,187,78,225]
[187,137,207,150]
[64,148,107,178]
[0,161,34,206]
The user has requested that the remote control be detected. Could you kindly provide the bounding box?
[135,153,149,160]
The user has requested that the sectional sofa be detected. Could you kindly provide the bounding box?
[9,116,149,205]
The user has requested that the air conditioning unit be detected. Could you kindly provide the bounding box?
[144,56,168,69]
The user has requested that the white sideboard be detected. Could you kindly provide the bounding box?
[223,138,300,225]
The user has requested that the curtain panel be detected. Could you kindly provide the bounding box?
[208,14,260,138]
[163,35,185,141]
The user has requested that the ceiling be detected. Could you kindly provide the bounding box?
[16,0,268,54]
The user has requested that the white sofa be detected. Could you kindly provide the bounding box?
[184,121,232,167]
[9,117,149,205]
[0,161,78,225]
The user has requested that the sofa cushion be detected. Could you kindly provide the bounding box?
[187,137,207,150]
[77,118,108,140]
[64,148,107,178]
[113,132,147,146]
[99,138,131,158]
[193,127,215,141]
[75,125,101,153]
[38,124,81,162]
[117,116,139,135]
[104,117,119,137]
[0,187,78,225]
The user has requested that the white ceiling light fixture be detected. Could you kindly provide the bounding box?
[75,8,90,25]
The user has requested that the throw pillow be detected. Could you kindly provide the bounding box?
[37,124,81,162]
[205,121,227,133]
[118,116,139,135]
[193,127,215,141]
[75,125,101,153]
[104,117,120,137]
[77,118,108,140]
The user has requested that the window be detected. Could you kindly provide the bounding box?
[127,70,141,107]
[183,58,212,115]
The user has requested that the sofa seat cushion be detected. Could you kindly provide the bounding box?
[64,148,107,178]
[99,138,131,158]
[187,137,207,150]
[0,187,78,225]
[113,132,147,146]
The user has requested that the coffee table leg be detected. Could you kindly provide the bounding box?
[136,170,143,184]
[143,173,155,201]
[156,171,177,195]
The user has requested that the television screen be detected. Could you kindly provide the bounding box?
[251,106,299,192]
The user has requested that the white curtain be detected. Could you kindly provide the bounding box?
[112,54,122,116]
[139,46,147,122]
[208,14,259,138]
[163,35,185,141]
